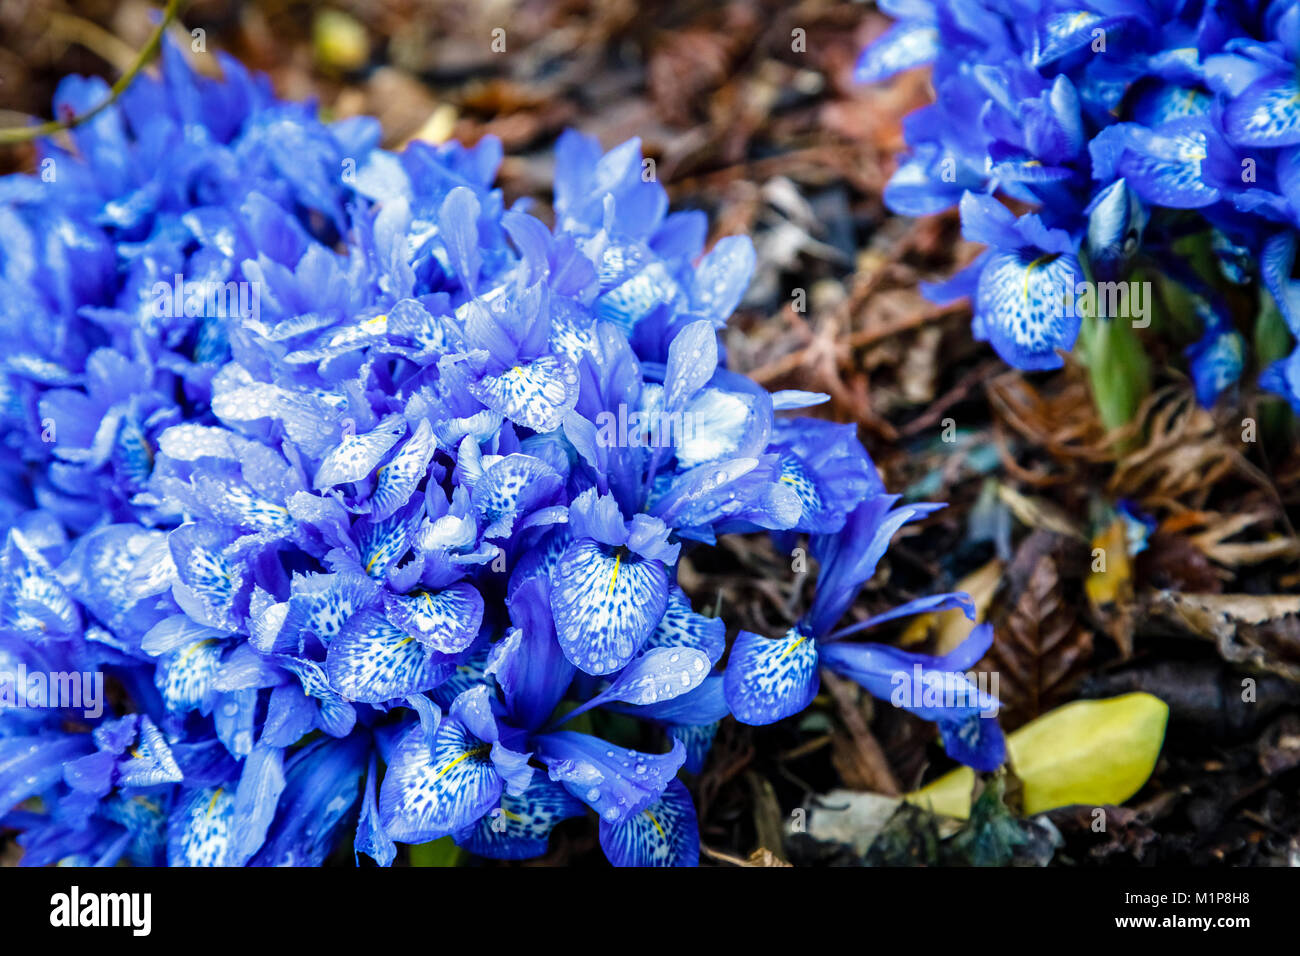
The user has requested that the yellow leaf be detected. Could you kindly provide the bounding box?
[313,10,370,73]
[900,558,1003,651]
[905,764,976,819]
[405,104,460,148]
[905,693,1169,819]
[1085,517,1132,608]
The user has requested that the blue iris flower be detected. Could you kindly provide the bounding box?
[858,0,1300,407]
[1,41,1005,867]
[723,496,1006,771]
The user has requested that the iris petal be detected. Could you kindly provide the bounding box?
[378,719,502,843]
[313,414,406,489]
[453,778,587,860]
[599,778,699,867]
[551,539,668,675]
[640,585,725,665]
[854,22,938,83]
[167,786,237,867]
[723,628,820,725]
[156,638,223,714]
[975,250,1081,370]
[1223,73,1300,147]
[384,582,483,654]
[469,355,579,433]
[325,609,452,703]
[535,732,686,825]
[368,419,436,521]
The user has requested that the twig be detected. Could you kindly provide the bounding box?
[821,670,902,796]
[0,0,187,147]
[701,844,750,866]
[47,12,140,72]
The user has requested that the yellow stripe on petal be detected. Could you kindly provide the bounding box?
[608,551,622,596]
[779,634,808,660]
[644,809,666,838]
[433,745,491,783]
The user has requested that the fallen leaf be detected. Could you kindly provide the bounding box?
[746,848,793,867]
[900,557,1003,652]
[1146,591,1300,682]
[801,788,903,856]
[997,483,1087,540]
[1085,515,1135,657]
[983,532,1094,727]
[907,692,1169,819]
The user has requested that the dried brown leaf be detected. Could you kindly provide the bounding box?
[983,533,1094,728]
[1145,591,1300,682]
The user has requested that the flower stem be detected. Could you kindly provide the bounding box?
[1077,263,1151,440]
[0,0,188,146]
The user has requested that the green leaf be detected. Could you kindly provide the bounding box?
[409,836,466,868]
[1080,309,1151,438]
[1255,289,1295,447]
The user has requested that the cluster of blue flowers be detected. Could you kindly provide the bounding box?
[0,43,1004,867]
[859,0,1300,409]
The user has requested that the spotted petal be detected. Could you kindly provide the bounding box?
[263,571,378,653]
[1090,120,1220,209]
[167,786,237,867]
[453,778,587,860]
[551,539,669,676]
[118,716,184,787]
[468,355,579,433]
[313,414,407,489]
[156,638,224,714]
[471,453,564,539]
[975,250,1081,371]
[597,262,679,332]
[194,476,294,535]
[1033,11,1130,68]
[168,523,245,631]
[383,582,483,654]
[325,609,452,703]
[535,731,686,825]
[1223,72,1300,147]
[378,719,502,843]
[277,656,357,738]
[640,585,726,665]
[355,498,422,580]
[599,778,699,867]
[369,419,436,520]
[723,627,820,725]
[1,530,79,635]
